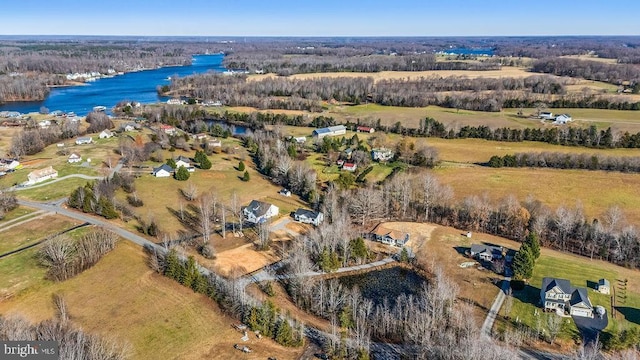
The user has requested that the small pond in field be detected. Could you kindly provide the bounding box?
[338,267,427,305]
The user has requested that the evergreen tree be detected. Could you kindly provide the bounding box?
[164,250,180,280]
[175,165,190,181]
[525,232,541,260]
[238,161,245,171]
[275,319,295,347]
[98,196,119,219]
[399,247,410,263]
[194,150,205,164]
[242,170,250,181]
[182,256,199,289]
[339,306,354,329]
[349,237,368,260]
[166,158,177,169]
[199,155,212,169]
[192,273,209,294]
[512,243,534,280]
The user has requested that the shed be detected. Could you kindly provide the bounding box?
[597,279,610,295]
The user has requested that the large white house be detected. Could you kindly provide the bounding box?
[372,148,394,162]
[312,125,347,139]
[75,136,93,145]
[243,200,279,224]
[554,114,573,124]
[27,166,58,184]
[541,277,594,318]
[293,208,324,226]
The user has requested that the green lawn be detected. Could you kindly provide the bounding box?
[16,177,91,201]
[0,206,37,223]
[502,251,640,341]
[0,248,49,299]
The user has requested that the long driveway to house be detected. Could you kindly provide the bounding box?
[481,276,512,338]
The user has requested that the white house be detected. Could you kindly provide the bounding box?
[312,125,347,139]
[174,155,192,169]
[242,200,279,224]
[294,136,307,144]
[68,153,82,163]
[541,277,594,318]
[75,137,93,145]
[372,148,394,162]
[38,120,51,129]
[293,208,324,226]
[0,159,20,171]
[569,288,594,318]
[152,164,173,178]
[167,98,185,105]
[27,166,58,184]
[539,112,554,120]
[208,139,222,148]
[99,129,114,139]
[121,123,136,132]
[554,114,572,124]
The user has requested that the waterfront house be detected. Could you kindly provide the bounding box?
[243,200,279,224]
[370,224,409,247]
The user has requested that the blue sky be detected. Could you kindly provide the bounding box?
[1,0,639,36]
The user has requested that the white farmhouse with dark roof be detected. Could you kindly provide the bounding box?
[242,200,279,224]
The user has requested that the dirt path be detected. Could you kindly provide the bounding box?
[0,210,53,233]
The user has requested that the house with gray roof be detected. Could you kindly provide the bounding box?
[541,277,594,318]
[243,200,279,224]
[293,208,324,226]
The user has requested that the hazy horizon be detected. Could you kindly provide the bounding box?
[2,0,639,37]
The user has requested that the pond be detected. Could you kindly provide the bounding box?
[338,266,427,306]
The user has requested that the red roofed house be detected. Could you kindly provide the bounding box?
[160,124,177,135]
[356,126,375,133]
[342,162,357,172]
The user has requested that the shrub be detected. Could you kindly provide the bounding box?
[238,161,245,171]
[175,165,190,181]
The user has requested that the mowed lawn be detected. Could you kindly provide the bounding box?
[434,166,640,226]
[0,241,304,360]
[502,247,640,341]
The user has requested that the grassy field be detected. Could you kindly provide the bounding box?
[14,177,93,201]
[0,206,37,223]
[500,247,640,341]
[129,140,307,235]
[434,166,640,226]
[0,214,81,254]
[0,241,304,360]
[423,138,640,164]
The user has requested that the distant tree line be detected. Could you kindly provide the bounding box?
[531,57,640,86]
[224,52,501,75]
[9,121,81,158]
[487,152,640,173]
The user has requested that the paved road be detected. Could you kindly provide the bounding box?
[481,276,511,338]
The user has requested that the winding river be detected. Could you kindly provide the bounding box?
[0,54,225,116]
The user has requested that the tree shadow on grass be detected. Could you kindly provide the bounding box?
[615,307,640,325]
[586,280,598,290]
[510,283,541,307]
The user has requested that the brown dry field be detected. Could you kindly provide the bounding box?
[212,243,278,276]
[402,224,508,326]
[559,55,619,64]
[434,166,640,225]
[0,241,304,360]
[249,67,539,83]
